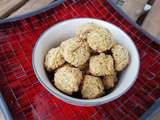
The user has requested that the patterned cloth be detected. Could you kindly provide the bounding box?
[0,0,160,120]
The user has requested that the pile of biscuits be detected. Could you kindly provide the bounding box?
[44,23,129,99]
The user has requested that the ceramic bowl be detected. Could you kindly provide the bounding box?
[32,18,140,106]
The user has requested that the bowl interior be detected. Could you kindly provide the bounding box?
[33,18,140,106]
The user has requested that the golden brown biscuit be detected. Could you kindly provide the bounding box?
[87,29,113,52]
[111,44,129,71]
[60,38,90,67]
[81,75,104,99]
[44,47,65,72]
[103,73,117,90]
[89,53,115,76]
[76,23,114,52]
[76,23,102,40]
[54,65,82,95]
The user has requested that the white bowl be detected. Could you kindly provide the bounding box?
[32,18,140,106]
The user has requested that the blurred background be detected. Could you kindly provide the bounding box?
[0,0,159,40]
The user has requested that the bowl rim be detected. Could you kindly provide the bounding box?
[32,18,140,106]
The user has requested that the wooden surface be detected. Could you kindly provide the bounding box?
[0,0,27,19]
[122,0,148,20]
[0,111,4,120]
[152,113,160,120]
[142,0,160,38]
[122,0,160,40]
[9,0,54,17]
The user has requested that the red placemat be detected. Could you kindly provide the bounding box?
[0,0,160,120]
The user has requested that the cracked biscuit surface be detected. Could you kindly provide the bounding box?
[76,23,114,52]
[81,75,104,99]
[111,44,129,71]
[44,47,65,71]
[87,29,113,52]
[60,38,90,67]
[54,65,82,95]
[89,53,115,76]
[76,23,101,40]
